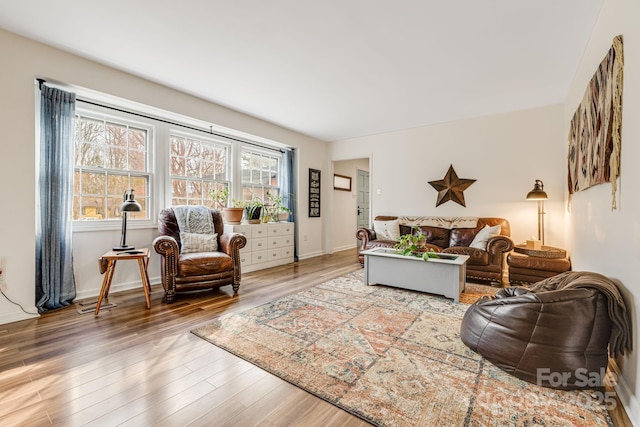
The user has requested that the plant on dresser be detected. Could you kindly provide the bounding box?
[223,222,295,273]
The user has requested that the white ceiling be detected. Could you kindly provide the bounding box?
[0,1,602,142]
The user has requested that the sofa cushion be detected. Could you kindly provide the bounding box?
[418,226,451,249]
[373,219,401,241]
[469,224,501,250]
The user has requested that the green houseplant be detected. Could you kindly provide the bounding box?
[237,196,264,224]
[394,226,447,261]
[394,226,428,257]
[266,192,292,222]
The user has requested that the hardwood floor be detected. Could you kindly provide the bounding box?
[0,248,632,426]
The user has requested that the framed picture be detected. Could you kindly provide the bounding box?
[333,174,352,191]
[309,168,321,217]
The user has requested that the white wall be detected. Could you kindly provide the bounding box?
[564,0,640,422]
[331,158,369,252]
[329,105,566,247]
[0,29,328,324]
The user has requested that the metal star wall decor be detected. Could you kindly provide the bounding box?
[428,165,476,207]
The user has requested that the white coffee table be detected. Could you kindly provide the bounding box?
[362,248,469,302]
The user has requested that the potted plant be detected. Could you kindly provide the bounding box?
[394,226,428,257]
[209,187,244,224]
[266,192,292,222]
[243,196,264,224]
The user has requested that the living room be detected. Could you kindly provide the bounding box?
[1,0,639,425]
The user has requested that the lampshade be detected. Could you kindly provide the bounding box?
[121,189,142,212]
[526,179,548,200]
[113,189,141,251]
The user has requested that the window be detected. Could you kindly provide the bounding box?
[241,149,281,202]
[73,112,151,222]
[169,132,230,207]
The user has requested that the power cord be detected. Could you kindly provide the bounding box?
[0,288,39,315]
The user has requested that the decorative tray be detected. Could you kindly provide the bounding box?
[514,244,567,259]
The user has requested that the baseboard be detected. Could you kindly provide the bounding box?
[332,244,359,253]
[0,309,39,325]
[610,359,640,425]
[297,250,325,260]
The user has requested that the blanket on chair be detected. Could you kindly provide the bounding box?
[530,271,632,358]
[173,205,214,234]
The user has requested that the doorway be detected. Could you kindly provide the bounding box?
[331,158,370,253]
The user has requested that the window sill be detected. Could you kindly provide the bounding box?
[72,219,157,233]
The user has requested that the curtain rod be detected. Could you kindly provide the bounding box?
[37,78,285,153]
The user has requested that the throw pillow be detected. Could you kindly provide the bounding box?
[373,219,401,241]
[469,224,501,250]
[180,232,218,254]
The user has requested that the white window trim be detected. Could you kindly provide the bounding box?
[72,104,157,232]
[166,128,233,207]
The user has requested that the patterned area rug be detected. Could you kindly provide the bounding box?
[192,270,613,426]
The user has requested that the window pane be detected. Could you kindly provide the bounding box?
[106,122,128,147]
[129,149,146,172]
[186,158,200,177]
[130,176,147,197]
[107,196,121,219]
[172,178,187,198]
[171,156,185,176]
[129,128,146,150]
[106,146,128,169]
[82,171,106,195]
[107,174,130,196]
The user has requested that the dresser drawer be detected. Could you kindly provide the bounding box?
[252,250,268,264]
[251,225,268,239]
[269,235,294,249]
[251,237,268,252]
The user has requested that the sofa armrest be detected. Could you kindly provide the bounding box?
[486,235,514,265]
[356,227,375,243]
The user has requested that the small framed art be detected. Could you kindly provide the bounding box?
[333,174,351,191]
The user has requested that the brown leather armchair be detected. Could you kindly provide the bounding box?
[153,208,247,303]
[460,271,632,389]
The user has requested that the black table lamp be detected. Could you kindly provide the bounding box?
[526,179,548,245]
[113,189,142,251]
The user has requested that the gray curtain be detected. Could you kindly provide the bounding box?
[36,85,77,312]
[282,148,297,261]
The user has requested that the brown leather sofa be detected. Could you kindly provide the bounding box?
[356,216,514,285]
[460,271,632,390]
[153,208,247,303]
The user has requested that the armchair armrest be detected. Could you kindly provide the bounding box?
[218,232,247,258]
[153,235,180,301]
[153,235,179,262]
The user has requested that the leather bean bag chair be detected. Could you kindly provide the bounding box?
[460,271,632,390]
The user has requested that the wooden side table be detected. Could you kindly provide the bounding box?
[95,248,151,316]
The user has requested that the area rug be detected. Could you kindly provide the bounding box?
[192,270,613,426]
